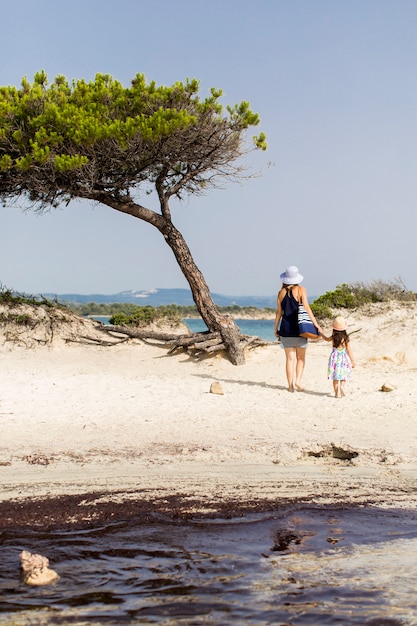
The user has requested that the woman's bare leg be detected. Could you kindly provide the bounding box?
[295,347,306,391]
[284,347,296,392]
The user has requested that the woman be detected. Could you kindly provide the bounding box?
[274,265,321,392]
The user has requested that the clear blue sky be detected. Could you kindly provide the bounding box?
[0,0,416,297]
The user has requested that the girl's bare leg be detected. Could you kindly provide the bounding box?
[295,347,306,391]
[284,348,296,392]
[340,380,346,397]
[333,380,340,398]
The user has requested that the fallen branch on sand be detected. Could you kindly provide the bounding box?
[97,325,271,356]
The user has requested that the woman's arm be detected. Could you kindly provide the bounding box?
[274,290,284,337]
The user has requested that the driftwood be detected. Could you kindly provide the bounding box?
[96,324,271,357]
[65,334,131,347]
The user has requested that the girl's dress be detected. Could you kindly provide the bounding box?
[328,347,352,380]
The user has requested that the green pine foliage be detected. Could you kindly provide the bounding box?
[0,71,267,209]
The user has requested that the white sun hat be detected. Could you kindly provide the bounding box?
[280,265,304,285]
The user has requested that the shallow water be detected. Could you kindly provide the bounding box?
[1,505,417,625]
[184,318,276,342]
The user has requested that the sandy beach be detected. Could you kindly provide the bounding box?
[1,301,417,526]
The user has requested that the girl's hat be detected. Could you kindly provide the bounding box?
[280,265,304,285]
[333,316,347,331]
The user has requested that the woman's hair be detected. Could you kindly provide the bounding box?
[332,329,349,349]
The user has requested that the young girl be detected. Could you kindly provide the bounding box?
[321,316,355,398]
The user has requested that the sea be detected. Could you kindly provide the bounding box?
[185,318,276,342]
[2,317,417,624]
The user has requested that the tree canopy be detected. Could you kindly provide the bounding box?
[0,71,266,210]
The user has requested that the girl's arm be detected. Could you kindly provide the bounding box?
[347,342,356,367]
[274,290,283,337]
[320,332,333,342]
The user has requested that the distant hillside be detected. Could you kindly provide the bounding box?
[43,288,277,309]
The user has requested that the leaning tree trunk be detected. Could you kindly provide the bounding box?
[94,194,245,365]
[163,222,245,365]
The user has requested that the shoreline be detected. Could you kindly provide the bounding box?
[2,460,417,529]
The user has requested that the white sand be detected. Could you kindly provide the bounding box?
[1,301,417,509]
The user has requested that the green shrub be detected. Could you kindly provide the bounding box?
[109,305,182,327]
[0,284,62,308]
[0,287,31,305]
[14,314,32,325]
[310,278,416,319]
[310,301,333,319]
[311,284,358,318]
